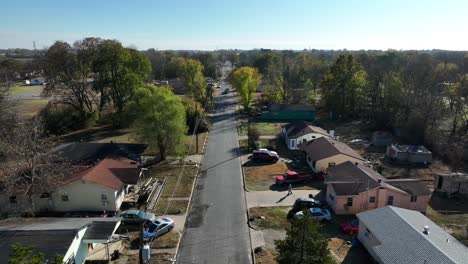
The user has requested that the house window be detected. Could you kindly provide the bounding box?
[9,196,17,204]
[369,196,376,203]
[101,194,108,201]
[387,196,394,205]
[61,194,69,202]
[329,194,334,201]
[346,197,353,207]
[410,195,417,202]
[328,162,336,167]
[291,140,296,148]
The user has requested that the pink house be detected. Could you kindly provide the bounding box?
[325,161,431,215]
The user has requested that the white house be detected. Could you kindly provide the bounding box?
[0,157,143,214]
[357,206,468,264]
[298,137,365,173]
[281,121,329,150]
[0,217,121,264]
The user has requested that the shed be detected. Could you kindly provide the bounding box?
[371,131,393,147]
[433,173,468,198]
[260,104,315,121]
[386,144,432,164]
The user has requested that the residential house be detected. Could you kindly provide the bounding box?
[0,157,143,214]
[386,144,432,164]
[0,217,121,264]
[298,137,365,173]
[260,104,315,121]
[281,121,329,150]
[433,172,468,198]
[357,206,468,264]
[325,161,431,214]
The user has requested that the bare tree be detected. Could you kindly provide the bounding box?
[0,117,73,215]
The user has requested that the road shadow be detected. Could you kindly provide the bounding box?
[242,159,278,167]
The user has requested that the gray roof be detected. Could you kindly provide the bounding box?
[357,206,468,264]
[283,121,328,139]
[83,221,120,241]
[391,145,431,154]
[298,137,364,162]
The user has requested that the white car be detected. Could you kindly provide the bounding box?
[295,207,332,221]
[143,217,175,241]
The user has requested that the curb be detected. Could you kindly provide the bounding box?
[173,131,209,261]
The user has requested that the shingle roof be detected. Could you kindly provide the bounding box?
[357,206,468,264]
[65,157,141,190]
[83,221,120,241]
[326,161,431,196]
[54,142,147,163]
[298,137,364,161]
[283,121,328,139]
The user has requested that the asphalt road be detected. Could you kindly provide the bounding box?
[177,68,251,264]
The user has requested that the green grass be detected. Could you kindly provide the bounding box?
[8,84,42,95]
[183,132,208,155]
[147,164,197,198]
[426,206,468,246]
[13,99,49,117]
[249,207,289,230]
[153,199,189,215]
[239,121,285,136]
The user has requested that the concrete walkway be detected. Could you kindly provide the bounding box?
[159,214,187,233]
[246,190,320,208]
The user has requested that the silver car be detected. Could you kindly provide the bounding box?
[143,217,175,241]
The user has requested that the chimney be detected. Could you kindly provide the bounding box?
[423,226,430,235]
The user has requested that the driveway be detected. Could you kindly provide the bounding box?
[177,65,251,264]
[246,190,320,208]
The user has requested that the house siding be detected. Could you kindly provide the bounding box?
[330,187,430,215]
[306,154,364,173]
[63,227,88,264]
[53,181,121,212]
[357,221,383,263]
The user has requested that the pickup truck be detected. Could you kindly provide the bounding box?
[275,170,313,186]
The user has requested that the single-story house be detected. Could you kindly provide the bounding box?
[281,121,329,150]
[260,104,315,121]
[298,137,365,173]
[386,144,432,164]
[357,206,468,264]
[326,161,431,215]
[53,142,147,164]
[0,157,143,214]
[433,172,468,198]
[0,217,122,264]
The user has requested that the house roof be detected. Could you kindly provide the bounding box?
[283,121,328,139]
[0,217,121,263]
[54,142,147,163]
[298,137,364,162]
[64,157,141,190]
[83,221,120,241]
[268,104,315,112]
[357,206,468,264]
[326,161,431,196]
[390,144,431,154]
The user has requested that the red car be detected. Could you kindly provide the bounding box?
[275,170,312,186]
[340,219,359,235]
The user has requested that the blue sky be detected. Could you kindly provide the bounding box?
[1,0,467,50]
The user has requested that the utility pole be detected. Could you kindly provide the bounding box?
[247,117,251,152]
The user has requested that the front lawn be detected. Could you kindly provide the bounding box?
[147,164,197,198]
[239,120,285,136]
[153,199,189,215]
[249,207,289,230]
[9,84,42,95]
[13,99,49,117]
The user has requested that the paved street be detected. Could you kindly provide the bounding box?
[177,68,251,263]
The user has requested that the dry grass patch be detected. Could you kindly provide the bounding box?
[13,99,49,117]
[153,199,188,215]
[151,231,180,249]
[255,247,278,264]
[147,164,197,198]
[244,161,288,191]
[249,207,289,230]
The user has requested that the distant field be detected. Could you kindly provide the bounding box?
[9,84,42,95]
[13,99,49,118]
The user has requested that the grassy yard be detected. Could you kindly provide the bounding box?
[147,164,197,198]
[13,99,49,117]
[426,205,468,246]
[151,231,180,249]
[153,199,189,215]
[239,120,286,136]
[8,83,42,95]
[249,207,289,230]
[244,160,288,191]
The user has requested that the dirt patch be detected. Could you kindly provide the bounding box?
[244,160,288,191]
[255,246,278,264]
[151,231,180,249]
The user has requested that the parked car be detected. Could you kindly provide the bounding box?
[295,207,332,221]
[340,219,359,234]
[287,197,323,218]
[252,148,279,162]
[119,210,156,224]
[143,217,175,241]
[275,170,313,186]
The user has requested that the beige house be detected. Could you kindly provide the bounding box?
[0,157,143,214]
[326,161,431,215]
[281,121,329,150]
[298,137,365,173]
